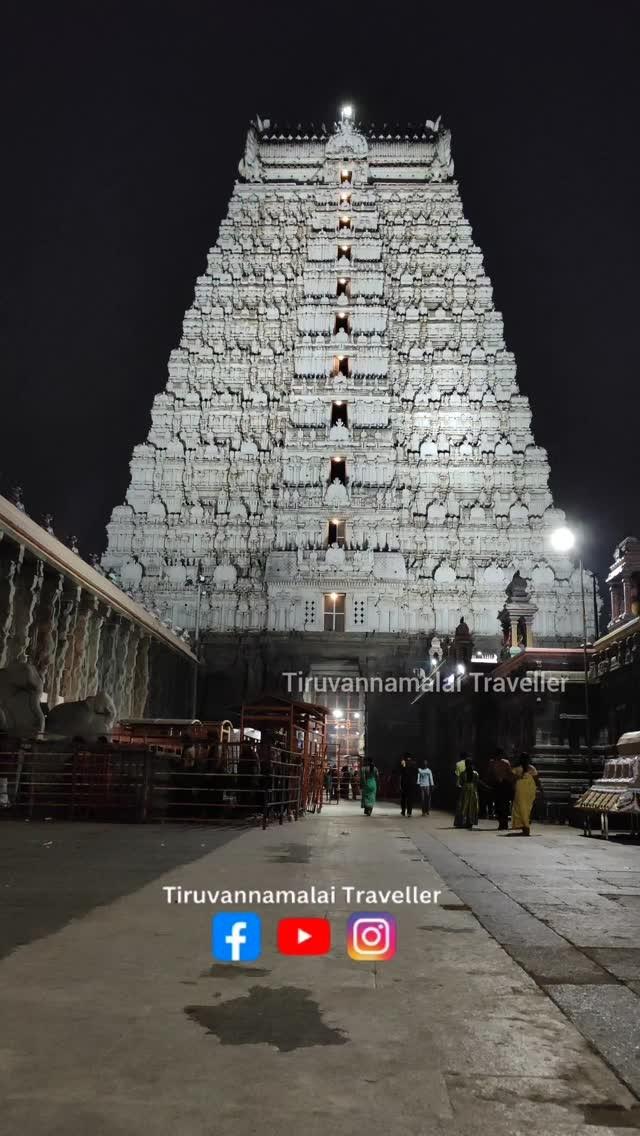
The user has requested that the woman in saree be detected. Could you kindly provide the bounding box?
[457,758,481,829]
[511,754,540,835]
[361,760,380,816]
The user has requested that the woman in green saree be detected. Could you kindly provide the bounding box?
[361,760,380,816]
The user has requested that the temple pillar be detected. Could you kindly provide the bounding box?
[112,620,133,719]
[0,542,25,668]
[4,555,44,664]
[32,570,65,699]
[119,625,141,719]
[67,592,100,700]
[131,635,150,717]
[53,584,82,704]
[84,603,108,695]
[622,576,633,620]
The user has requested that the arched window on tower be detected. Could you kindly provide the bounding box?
[336,277,351,301]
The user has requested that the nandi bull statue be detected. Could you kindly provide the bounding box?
[46,691,117,742]
[0,662,45,737]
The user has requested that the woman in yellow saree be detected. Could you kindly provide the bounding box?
[511,754,540,835]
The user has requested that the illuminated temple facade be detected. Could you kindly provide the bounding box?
[103,111,592,714]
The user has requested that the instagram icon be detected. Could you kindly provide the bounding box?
[347,913,397,962]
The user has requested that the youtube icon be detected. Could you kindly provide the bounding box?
[277,918,331,956]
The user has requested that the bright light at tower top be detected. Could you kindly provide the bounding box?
[550,526,576,553]
[341,104,353,120]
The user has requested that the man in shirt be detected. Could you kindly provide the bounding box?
[417,759,434,815]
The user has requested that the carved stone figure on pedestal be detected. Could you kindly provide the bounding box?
[46,691,117,741]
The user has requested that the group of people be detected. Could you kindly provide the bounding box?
[324,748,541,834]
[323,764,360,802]
[454,750,541,835]
[359,753,435,818]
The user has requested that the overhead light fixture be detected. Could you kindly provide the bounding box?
[342,105,353,119]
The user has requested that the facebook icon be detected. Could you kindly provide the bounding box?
[212,913,262,963]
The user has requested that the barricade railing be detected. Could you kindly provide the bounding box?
[0,740,323,828]
[0,747,147,820]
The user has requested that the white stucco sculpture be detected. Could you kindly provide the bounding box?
[46,691,117,741]
[0,662,45,737]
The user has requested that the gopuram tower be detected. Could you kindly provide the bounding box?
[103,109,593,727]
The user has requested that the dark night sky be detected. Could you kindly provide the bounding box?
[2,2,638,589]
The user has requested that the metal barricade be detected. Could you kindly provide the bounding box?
[0,747,148,820]
[0,739,321,827]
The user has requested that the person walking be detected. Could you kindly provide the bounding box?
[457,757,481,830]
[417,759,434,815]
[350,766,360,802]
[324,766,332,802]
[399,753,416,816]
[511,753,541,836]
[361,760,379,816]
[453,751,468,827]
[487,747,514,830]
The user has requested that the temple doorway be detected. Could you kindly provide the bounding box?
[305,662,365,798]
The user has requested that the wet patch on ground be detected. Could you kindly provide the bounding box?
[202,964,270,979]
[583,948,640,982]
[267,843,311,864]
[582,1104,640,1127]
[185,985,348,1052]
[506,945,618,987]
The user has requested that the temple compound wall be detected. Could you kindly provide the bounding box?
[102,112,594,719]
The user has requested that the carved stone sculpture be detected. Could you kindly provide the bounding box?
[46,691,117,741]
[0,662,45,737]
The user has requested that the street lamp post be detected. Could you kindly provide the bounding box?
[550,527,593,783]
[190,563,205,720]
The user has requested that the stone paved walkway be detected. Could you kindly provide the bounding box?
[1,806,640,1135]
